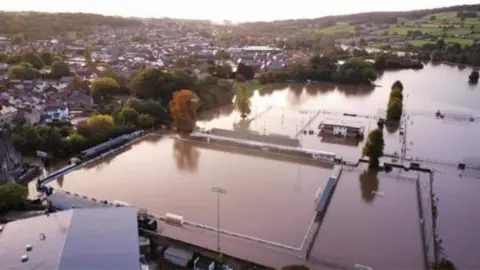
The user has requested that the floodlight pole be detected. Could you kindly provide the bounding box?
[211,187,228,253]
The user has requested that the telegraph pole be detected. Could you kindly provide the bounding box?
[211,187,228,253]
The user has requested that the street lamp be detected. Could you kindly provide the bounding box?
[211,187,228,253]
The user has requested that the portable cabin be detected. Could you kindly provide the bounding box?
[163,246,194,267]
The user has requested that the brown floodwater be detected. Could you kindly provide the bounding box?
[30,63,480,268]
[44,136,333,248]
[310,167,425,269]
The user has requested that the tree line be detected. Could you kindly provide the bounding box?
[11,64,236,159]
[386,81,404,121]
[259,56,377,85]
[1,51,72,79]
[0,12,141,41]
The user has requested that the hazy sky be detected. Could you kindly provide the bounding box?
[1,0,478,22]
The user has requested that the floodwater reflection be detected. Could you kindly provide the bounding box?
[359,170,379,203]
[173,139,200,172]
[336,84,375,97]
[305,83,335,96]
[57,175,64,187]
[385,121,400,134]
[233,118,253,133]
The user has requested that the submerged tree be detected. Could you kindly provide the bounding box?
[362,125,384,169]
[169,89,199,133]
[469,70,479,84]
[235,82,253,119]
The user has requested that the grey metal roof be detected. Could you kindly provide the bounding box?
[0,208,140,270]
[47,190,113,210]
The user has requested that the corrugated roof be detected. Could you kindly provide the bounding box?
[58,208,140,270]
[0,208,140,270]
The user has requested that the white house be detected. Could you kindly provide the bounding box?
[43,106,69,123]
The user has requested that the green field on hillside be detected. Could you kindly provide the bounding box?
[315,23,355,35]
[408,37,474,47]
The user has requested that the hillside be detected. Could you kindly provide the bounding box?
[0,12,142,41]
[218,4,480,48]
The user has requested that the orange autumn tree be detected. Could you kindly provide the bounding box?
[169,89,199,133]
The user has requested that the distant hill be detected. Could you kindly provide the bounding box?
[0,12,142,41]
[232,4,480,36]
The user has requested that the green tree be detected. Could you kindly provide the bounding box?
[235,82,253,119]
[7,62,40,80]
[392,80,404,91]
[137,114,154,129]
[362,127,384,169]
[0,183,28,213]
[0,53,8,63]
[77,115,115,142]
[50,61,71,79]
[390,88,403,100]
[90,77,120,100]
[6,53,22,65]
[387,98,403,121]
[22,52,44,70]
[66,132,87,153]
[215,49,229,60]
[119,106,139,125]
[469,70,479,83]
[40,51,54,66]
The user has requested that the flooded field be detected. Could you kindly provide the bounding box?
[432,166,480,270]
[45,136,333,247]
[407,114,480,165]
[31,63,480,268]
[310,167,425,269]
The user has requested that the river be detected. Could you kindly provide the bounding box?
[34,63,480,269]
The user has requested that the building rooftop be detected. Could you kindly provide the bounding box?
[0,207,141,270]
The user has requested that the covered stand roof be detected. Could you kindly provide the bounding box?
[0,207,140,270]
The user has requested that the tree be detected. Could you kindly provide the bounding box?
[66,132,87,153]
[119,106,139,125]
[77,115,115,142]
[358,37,367,47]
[390,88,403,100]
[22,52,44,70]
[137,114,154,129]
[235,82,253,119]
[50,61,71,79]
[362,127,384,169]
[387,98,403,121]
[0,183,28,213]
[469,70,479,84]
[7,63,40,80]
[40,52,54,66]
[169,89,199,133]
[236,63,255,80]
[84,47,93,66]
[90,77,120,100]
[129,68,183,101]
[392,80,404,91]
[215,49,229,60]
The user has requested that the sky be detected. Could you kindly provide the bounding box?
[1,0,478,22]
